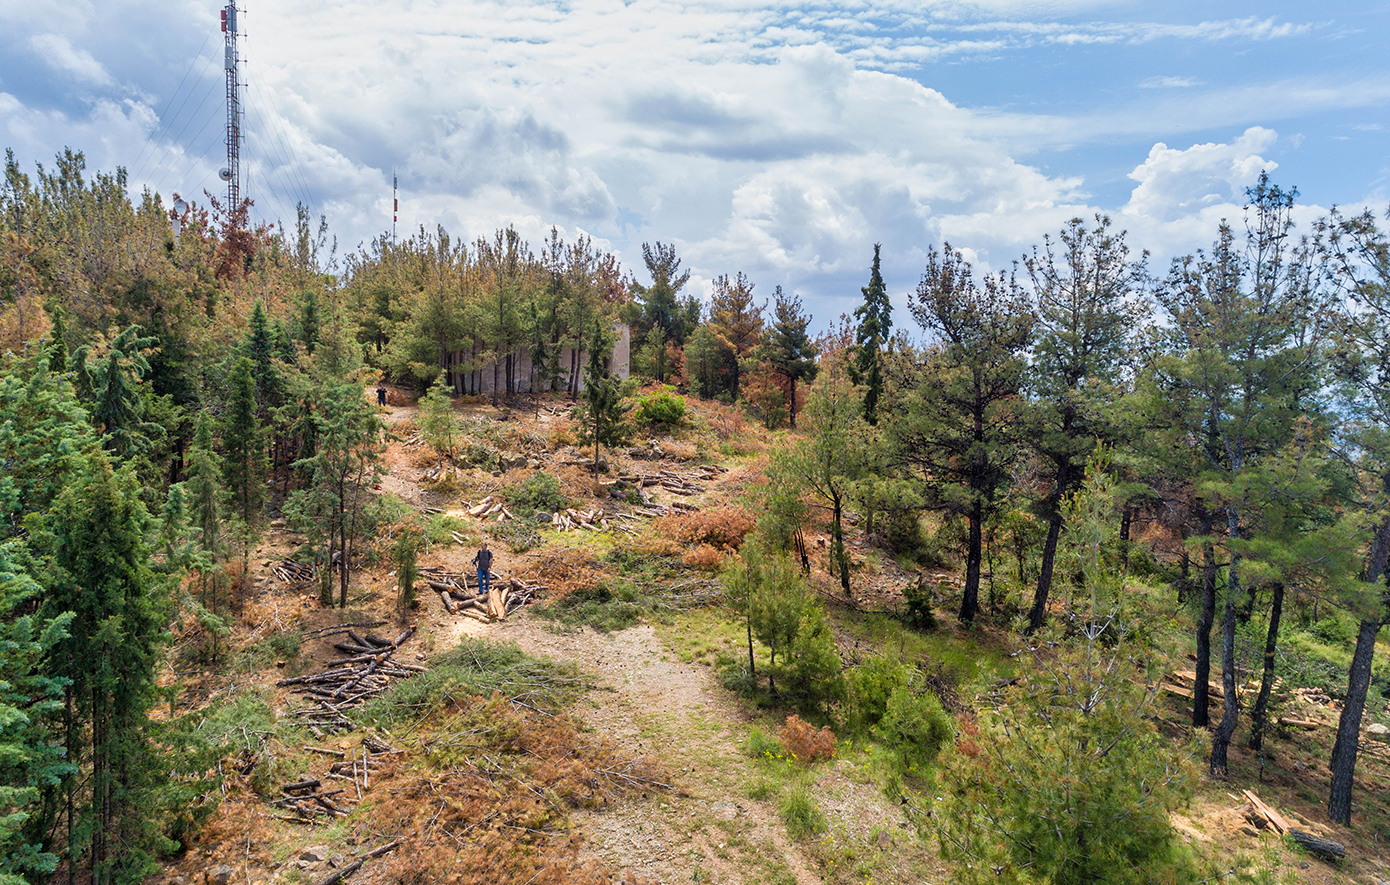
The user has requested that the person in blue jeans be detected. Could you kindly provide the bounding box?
[472,542,493,595]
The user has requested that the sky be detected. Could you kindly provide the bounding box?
[2,0,1388,329]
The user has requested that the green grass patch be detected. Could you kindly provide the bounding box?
[535,581,644,633]
[778,786,827,840]
[353,639,587,728]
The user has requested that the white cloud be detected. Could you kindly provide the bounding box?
[1139,76,1202,89]
[1123,127,1277,223]
[29,33,113,87]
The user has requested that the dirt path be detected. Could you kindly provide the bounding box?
[378,393,899,884]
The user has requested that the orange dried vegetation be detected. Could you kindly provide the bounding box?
[371,693,664,885]
[518,546,611,599]
[654,505,756,551]
[779,714,836,763]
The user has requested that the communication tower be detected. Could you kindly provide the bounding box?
[219,3,243,209]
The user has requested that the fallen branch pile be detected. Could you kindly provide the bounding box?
[314,840,402,885]
[279,627,422,735]
[271,738,400,830]
[1243,789,1345,862]
[273,560,318,586]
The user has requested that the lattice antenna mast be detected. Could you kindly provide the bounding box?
[392,167,398,245]
[220,2,243,210]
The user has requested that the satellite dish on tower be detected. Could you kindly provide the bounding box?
[219,168,232,182]
[173,197,188,215]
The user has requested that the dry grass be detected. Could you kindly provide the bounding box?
[654,505,756,552]
[370,692,665,885]
[518,546,612,599]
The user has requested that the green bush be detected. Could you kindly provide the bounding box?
[937,647,1200,885]
[634,387,686,430]
[874,685,952,774]
[901,579,938,631]
[504,471,568,514]
[848,654,913,733]
[743,726,781,760]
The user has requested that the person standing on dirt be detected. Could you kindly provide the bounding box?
[376,385,387,407]
[472,542,494,595]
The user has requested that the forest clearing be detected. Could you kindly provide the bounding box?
[5,147,1390,885]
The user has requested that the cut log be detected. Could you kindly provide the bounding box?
[1278,717,1324,730]
[1288,829,1346,862]
[439,591,459,614]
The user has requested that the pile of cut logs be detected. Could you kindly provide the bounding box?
[617,469,704,496]
[553,507,608,532]
[273,560,318,586]
[425,566,545,622]
[468,495,518,521]
[278,623,423,735]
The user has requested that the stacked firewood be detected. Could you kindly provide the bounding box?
[430,570,546,622]
[279,625,423,734]
[273,560,318,586]
[617,469,705,496]
[468,495,517,521]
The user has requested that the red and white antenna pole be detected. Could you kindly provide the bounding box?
[392,167,398,245]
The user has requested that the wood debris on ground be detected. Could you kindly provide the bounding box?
[467,495,516,521]
[273,560,318,586]
[271,737,400,829]
[1242,789,1346,862]
[278,627,422,735]
[422,566,544,622]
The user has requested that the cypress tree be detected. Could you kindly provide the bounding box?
[222,357,266,584]
[853,244,892,424]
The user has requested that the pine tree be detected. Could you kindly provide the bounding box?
[852,244,892,424]
[0,540,71,884]
[1153,174,1322,776]
[629,241,692,384]
[221,357,267,582]
[1024,216,1143,633]
[758,287,818,428]
[706,272,763,400]
[893,244,1033,623]
[769,373,867,595]
[1323,205,1390,823]
[576,320,631,471]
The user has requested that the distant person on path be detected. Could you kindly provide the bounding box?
[376,385,387,406]
[472,542,493,595]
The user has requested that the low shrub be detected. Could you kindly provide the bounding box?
[875,685,952,775]
[681,543,725,571]
[779,714,836,763]
[634,387,686,430]
[504,471,568,514]
[779,788,827,840]
[847,654,913,733]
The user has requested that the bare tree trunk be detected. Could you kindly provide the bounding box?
[1248,581,1283,751]
[1210,507,1242,777]
[961,499,983,623]
[1329,514,1390,824]
[1194,507,1217,728]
